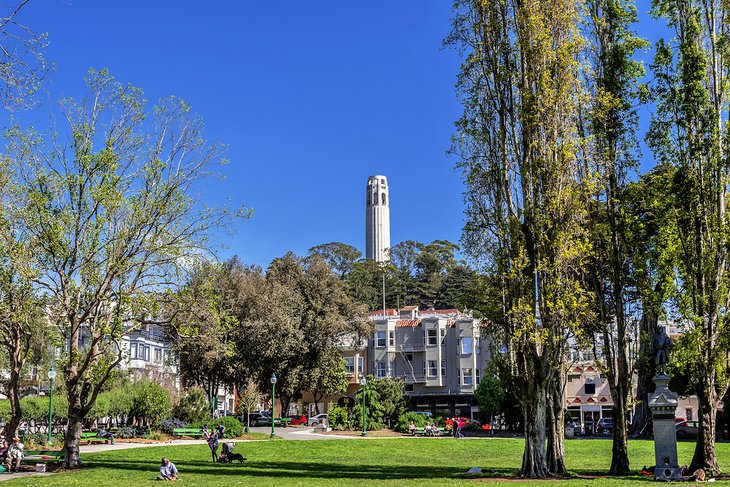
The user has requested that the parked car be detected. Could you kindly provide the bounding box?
[413,411,432,417]
[287,415,308,426]
[676,420,699,439]
[596,418,614,434]
[240,412,271,427]
[309,414,328,427]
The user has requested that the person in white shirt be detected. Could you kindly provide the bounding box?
[7,436,23,473]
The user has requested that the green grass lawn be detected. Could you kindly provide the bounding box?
[7,437,730,486]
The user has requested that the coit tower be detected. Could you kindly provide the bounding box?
[366,175,391,262]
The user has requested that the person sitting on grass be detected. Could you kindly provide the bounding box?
[7,437,23,473]
[157,457,178,481]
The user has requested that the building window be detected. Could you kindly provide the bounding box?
[428,360,437,377]
[462,368,473,386]
[476,341,481,355]
[457,368,461,386]
[389,360,395,378]
[585,383,596,395]
[389,330,395,347]
[461,337,473,355]
[476,368,481,385]
[345,357,355,374]
[427,329,438,346]
[376,331,386,348]
[376,361,387,378]
[440,329,446,345]
[382,193,387,205]
[130,343,138,359]
[373,192,378,205]
[358,356,364,375]
[367,192,371,205]
[441,360,446,377]
[406,353,413,362]
[154,348,162,363]
[143,346,150,362]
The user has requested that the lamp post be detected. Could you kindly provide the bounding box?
[360,375,367,437]
[270,373,277,439]
[47,367,57,445]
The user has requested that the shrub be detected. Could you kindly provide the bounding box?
[327,406,351,430]
[394,412,429,434]
[172,387,210,424]
[116,426,138,439]
[147,430,167,441]
[160,418,186,435]
[212,416,244,438]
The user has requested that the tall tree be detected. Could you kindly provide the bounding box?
[4,69,243,467]
[308,242,362,278]
[647,0,730,474]
[447,0,591,477]
[584,0,647,474]
[0,0,49,110]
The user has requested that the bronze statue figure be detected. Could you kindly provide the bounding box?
[652,325,673,374]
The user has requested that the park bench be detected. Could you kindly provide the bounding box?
[79,431,113,445]
[21,450,64,465]
[412,427,448,436]
[172,428,204,437]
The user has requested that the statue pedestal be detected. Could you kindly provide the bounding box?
[648,374,681,481]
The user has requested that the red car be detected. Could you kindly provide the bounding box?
[288,415,308,426]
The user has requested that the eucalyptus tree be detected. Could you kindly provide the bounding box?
[647,0,730,474]
[447,0,592,477]
[3,69,244,467]
[583,0,647,474]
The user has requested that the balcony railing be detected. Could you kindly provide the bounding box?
[402,373,427,384]
[399,341,426,352]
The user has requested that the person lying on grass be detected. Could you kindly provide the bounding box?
[157,457,178,481]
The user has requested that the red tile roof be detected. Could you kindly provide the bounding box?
[368,309,398,317]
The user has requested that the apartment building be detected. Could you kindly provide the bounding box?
[120,324,179,392]
[369,306,490,419]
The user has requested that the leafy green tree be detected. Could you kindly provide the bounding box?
[129,380,171,427]
[474,376,505,428]
[172,387,210,425]
[583,0,648,474]
[447,0,592,477]
[235,379,262,431]
[647,0,730,474]
[366,377,408,424]
[3,69,244,467]
[308,242,362,278]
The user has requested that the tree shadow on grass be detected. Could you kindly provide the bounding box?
[84,458,654,483]
[87,458,470,481]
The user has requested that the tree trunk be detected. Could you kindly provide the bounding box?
[546,370,566,475]
[520,381,549,478]
[609,401,630,474]
[690,389,719,475]
[64,405,84,468]
[4,364,22,440]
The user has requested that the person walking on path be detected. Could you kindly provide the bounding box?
[456,419,464,439]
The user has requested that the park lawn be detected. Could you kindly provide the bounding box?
[6,437,730,486]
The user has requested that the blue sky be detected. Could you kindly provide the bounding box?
[14,1,670,268]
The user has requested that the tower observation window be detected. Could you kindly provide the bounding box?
[382,193,387,205]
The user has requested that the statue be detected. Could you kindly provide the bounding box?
[652,325,673,374]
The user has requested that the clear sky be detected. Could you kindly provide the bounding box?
[14,1,671,268]
[15,1,465,268]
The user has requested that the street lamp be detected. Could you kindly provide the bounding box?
[47,367,57,445]
[270,373,277,439]
[360,375,367,437]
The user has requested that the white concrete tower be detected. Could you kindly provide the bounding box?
[366,175,391,262]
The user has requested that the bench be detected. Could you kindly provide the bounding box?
[172,428,204,437]
[21,450,64,464]
[412,427,447,436]
[79,431,112,445]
